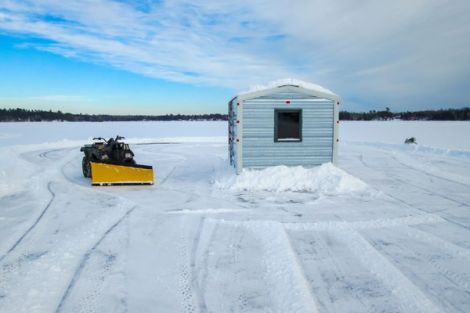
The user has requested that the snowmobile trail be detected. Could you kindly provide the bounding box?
[0,181,55,263]
[54,205,136,313]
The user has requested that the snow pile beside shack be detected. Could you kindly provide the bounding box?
[215,163,372,196]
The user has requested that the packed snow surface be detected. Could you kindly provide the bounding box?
[341,120,470,151]
[216,163,372,196]
[1,121,470,313]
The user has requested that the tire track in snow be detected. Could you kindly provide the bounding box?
[340,228,442,313]
[288,229,383,313]
[189,218,208,313]
[278,225,321,313]
[357,154,470,232]
[352,142,470,188]
[390,154,470,188]
[363,227,470,312]
[358,154,470,209]
[60,155,92,188]
[359,155,470,209]
[393,176,470,209]
[158,165,178,186]
[407,227,470,261]
[284,213,444,232]
[176,218,198,313]
[195,220,218,311]
[161,186,251,211]
[38,149,70,160]
[198,220,263,312]
[54,205,136,313]
[400,226,470,292]
[220,220,320,313]
[175,217,217,313]
[386,188,470,232]
[0,181,55,263]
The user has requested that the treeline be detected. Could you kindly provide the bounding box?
[340,107,470,121]
[1,107,469,122]
[0,108,228,122]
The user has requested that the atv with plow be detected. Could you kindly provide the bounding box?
[80,136,154,186]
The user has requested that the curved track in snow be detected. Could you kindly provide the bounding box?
[54,206,136,313]
[0,182,55,263]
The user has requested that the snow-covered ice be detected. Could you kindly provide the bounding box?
[0,121,470,313]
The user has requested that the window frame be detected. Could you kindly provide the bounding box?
[274,109,303,143]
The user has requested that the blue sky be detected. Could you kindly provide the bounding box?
[0,0,469,114]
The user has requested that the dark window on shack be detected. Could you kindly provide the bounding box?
[275,109,302,142]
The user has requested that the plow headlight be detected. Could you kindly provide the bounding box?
[125,153,132,158]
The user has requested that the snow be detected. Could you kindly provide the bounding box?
[238,78,338,98]
[341,120,470,151]
[215,163,373,196]
[1,120,470,313]
[0,121,227,146]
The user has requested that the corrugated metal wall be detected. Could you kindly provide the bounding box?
[242,90,334,168]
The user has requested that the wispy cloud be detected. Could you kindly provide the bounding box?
[1,0,469,109]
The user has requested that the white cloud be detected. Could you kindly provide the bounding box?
[0,0,469,109]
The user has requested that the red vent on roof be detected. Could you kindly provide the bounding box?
[286,100,291,104]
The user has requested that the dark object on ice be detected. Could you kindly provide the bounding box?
[404,137,417,144]
[80,136,153,185]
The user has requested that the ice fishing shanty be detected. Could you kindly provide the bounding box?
[228,80,340,174]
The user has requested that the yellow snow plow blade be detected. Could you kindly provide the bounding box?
[90,162,154,186]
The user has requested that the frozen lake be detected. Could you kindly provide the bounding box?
[0,121,469,313]
[1,120,470,150]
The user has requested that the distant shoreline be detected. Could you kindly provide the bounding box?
[0,107,469,122]
[0,108,228,122]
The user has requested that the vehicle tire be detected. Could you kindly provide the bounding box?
[82,157,91,178]
[127,159,136,165]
